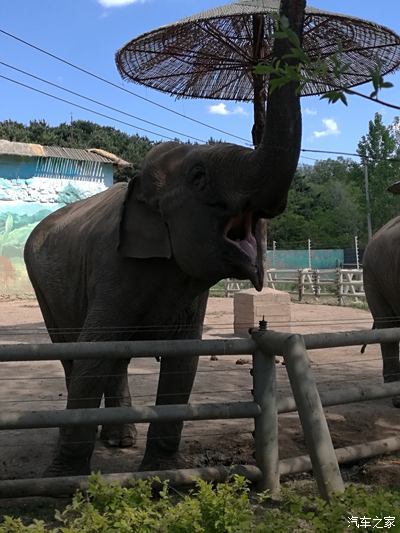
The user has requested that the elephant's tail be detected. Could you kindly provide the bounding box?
[360,321,376,354]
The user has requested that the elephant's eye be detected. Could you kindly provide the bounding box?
[189,166,208,191]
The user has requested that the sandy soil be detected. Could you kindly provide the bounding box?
[0,297,399,483]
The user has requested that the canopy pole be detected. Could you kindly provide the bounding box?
[252,14,266,147]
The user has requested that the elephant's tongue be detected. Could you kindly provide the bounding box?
[226,212,257,263]
[236,233,257,264]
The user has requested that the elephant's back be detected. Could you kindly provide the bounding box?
[363,215,400,304]
[25,183,127,255]
[24,183,128,333]
[364,216,400,269]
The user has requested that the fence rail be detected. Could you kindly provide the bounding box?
[266,268,365,304]
[2,326,400,500]
[212,268,365,304]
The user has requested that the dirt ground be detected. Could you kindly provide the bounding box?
[0,296,399,484]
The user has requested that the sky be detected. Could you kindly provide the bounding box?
[0,0,399,166]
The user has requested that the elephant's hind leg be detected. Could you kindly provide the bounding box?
[368,294,400,407]
[382,338,400,408]
[100,359,137,448]
[44,312,134,476]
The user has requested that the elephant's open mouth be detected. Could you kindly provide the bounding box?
[224,212,258,264]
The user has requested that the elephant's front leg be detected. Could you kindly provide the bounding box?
[45,358,115,477]
[381,341,400,407]
[140,354,199,470]
[100,359,137,447]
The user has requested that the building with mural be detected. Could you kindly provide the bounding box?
[0,140,130,296]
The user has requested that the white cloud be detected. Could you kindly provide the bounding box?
[313,118,340,138]
[208,103,248,117]
[304,107,317,116]
[98,0,144,7]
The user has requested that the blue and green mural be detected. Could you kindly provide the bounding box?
[0,155,113,296]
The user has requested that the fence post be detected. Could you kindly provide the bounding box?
[272,240,276,269]
[283,334,344,500]
[354,236,360,270]
[252,323,279,494]
[298,269,303,301]
[336,268,342,306]
[312,269,321,297]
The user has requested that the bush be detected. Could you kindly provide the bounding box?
[1,474,400,532]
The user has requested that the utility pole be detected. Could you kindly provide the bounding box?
[363,161,373,241]
[69,113,74,145]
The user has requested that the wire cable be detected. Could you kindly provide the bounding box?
[301,148,400,163]
[0,73,178,141]
[2,31,400,155]
[0,28,251,144]
[0,60,208,144]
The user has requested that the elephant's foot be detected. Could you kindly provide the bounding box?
[100,423,137,448]
[392,396,400,408]
[43,456,91,478]
[139,448,180,472]
[383,374,400,408]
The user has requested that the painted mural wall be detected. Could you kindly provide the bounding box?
[0,155,113,296]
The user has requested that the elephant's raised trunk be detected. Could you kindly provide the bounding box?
[245,0,306,217]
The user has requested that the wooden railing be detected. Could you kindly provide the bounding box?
[214,268,365,305]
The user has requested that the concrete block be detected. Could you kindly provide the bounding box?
[233,288,291,337]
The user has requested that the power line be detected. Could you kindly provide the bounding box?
[1,70,399,164]
[1,32,399,160]
[0,28,251,144]
[301,148,400,163]
[299,154,320,163]
[0,60,207,144]
[0,73,177,141]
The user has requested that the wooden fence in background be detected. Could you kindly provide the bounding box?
[217,268,365,305]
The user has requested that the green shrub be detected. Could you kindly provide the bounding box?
[257,485,400,532]
[1,474,400,532]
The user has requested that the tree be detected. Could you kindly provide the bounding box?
[267,159,364,249]
[357,113,400,233]
[0,119,154,183]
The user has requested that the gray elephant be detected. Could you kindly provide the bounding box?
[24,0,306,476]
[363,181,400,407]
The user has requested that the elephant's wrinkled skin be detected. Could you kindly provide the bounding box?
[24,0,306,476]
[363,215,400,407]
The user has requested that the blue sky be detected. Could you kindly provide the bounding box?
[0,0,399,165]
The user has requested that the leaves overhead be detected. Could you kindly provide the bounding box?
[255,16,398,109]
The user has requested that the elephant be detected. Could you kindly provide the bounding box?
[363,181,400,407]
[24,0,306,476]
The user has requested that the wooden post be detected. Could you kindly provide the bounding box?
[336,267,342,306]
[252,329,279,494]
[283,334,344,500]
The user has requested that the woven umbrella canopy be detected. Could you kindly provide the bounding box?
[116,0,400,145]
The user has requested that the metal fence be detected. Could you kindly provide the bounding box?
[1,325,400,501]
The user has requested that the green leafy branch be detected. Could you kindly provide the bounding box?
[254,15,398,109]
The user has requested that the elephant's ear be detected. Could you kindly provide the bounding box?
[118,177,172,259]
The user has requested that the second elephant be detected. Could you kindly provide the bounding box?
[363,181,400,407]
